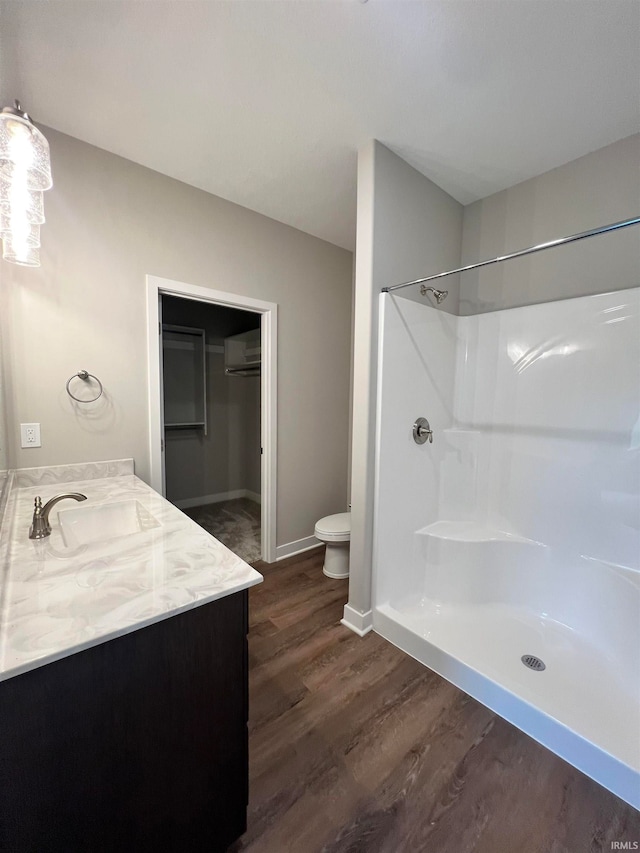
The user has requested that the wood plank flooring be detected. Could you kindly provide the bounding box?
[230,547,640,853]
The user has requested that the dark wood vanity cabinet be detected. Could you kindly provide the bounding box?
[0,590,249,853]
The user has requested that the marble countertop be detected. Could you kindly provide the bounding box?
[0,460,263,681]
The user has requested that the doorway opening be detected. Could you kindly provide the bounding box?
[162,295,261,562]
[147,276,277,564]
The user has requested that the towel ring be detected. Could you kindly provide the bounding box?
[66,370,103,403]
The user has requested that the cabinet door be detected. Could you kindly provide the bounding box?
[0,591,249,853]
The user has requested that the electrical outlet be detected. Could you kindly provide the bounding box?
[20,423,41,448]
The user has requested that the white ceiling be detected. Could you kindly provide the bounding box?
[1,1,638,251]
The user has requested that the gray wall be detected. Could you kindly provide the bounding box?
[0,127,353,549]
[460,134,640,314]
[162,297,261,506]
[346,141,463,629]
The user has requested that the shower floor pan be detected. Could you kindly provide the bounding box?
[374,525,640,809]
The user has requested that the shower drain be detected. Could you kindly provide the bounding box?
[521,654,546,671]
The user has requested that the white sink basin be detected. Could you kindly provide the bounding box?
[59,500,161,548]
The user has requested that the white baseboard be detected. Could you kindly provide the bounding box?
[174,489,261,510]
[341,604,373,637]
[276,535,322,561]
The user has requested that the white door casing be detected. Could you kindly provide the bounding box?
[146,275,278,563]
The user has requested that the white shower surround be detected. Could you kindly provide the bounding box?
[373,287,640,809]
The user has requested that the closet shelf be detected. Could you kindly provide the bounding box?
[225,366,260,377]
[224,328,261,373]
[162,324,207,436]
[165,422,206,430]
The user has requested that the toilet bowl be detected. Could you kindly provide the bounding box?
[314,512,350,578]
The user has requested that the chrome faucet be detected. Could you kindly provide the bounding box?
[29,493,87,539]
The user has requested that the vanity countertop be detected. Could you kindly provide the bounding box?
[0,460,263,681]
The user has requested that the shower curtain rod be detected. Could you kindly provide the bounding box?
[382,216,640,293]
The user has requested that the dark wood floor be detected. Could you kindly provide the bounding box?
[230,547,639,853]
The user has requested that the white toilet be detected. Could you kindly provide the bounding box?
[314,512,351,578]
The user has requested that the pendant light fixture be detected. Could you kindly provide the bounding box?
[0,100,52,267]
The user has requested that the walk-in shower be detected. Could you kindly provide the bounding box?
[373,218,640,809]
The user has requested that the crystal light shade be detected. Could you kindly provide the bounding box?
[0,113,52,190]
[1,219,40,247]
[2,235,40,267]
[0,211,12,232]
[0,182,45,223]
[0,101,52,268]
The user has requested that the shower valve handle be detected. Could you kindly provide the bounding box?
[413,417,433,445]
